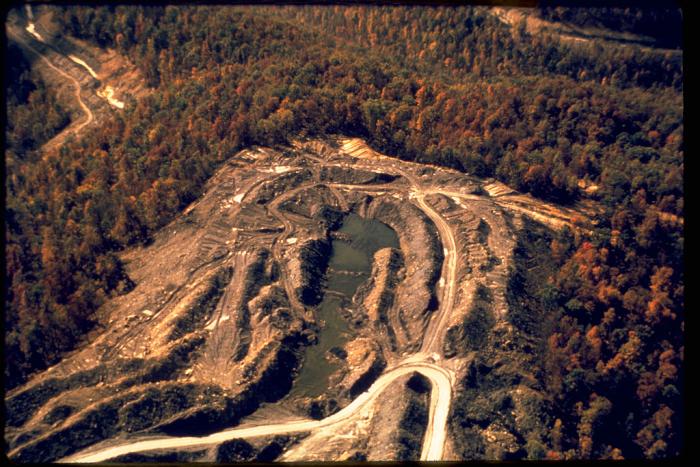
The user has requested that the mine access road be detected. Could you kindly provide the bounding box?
[63,358,453,463]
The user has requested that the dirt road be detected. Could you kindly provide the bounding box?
[334,139,461,355]
[61,359,452,463]
[7,26,94,137]
[490,6,677,53]
[413,192,458,354]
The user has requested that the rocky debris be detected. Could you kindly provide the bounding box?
[509,385,551,445]
[483,180,516,197]
[216,434,308,462]
[280,185,340,220]
[111,449,209,462]
[42,405,73,425]
[327,346,348,361]
[367,198,443,351]
[167,267,233,342]
[8,356,225,459]
[249,170,312,206]
[293,138,339,159]
[330,231,352,242]
[287,237,332,306]
[355,247,404,325]
[191,249,276,388]
[482,422,523,459]
[343,190,377,215]
[331,338,386,400]
[446,218,557,459]
[443,215,559,461]
[5,336,199,435]
[7,275,306,462]
[424,193,459,213]
[303,396,340,420]
[248,284,290,326]
[311,204,346,230]
[155,334,306,438]
[449,319,552,461]
[365,372,430,460]
[10,395,133,462]
[235,203,282,232]
[319,165,398,185]
[292,336,386,422]
[443,284,495,358]
[280,416,366,461]
[396,373,431,460]
[228,250,270,362]
[216,438,256,462]
[353,247,404,351]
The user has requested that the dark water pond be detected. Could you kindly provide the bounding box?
[289,213,398,398]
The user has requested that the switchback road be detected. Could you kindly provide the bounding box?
[62,358,452,463]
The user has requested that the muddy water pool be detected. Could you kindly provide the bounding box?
[289,213,398,398]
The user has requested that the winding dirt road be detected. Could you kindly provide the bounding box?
[7,26,94,137]
[414,192,458,354]
[61,359,452,463]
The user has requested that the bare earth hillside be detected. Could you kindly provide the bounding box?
[5,138,597,462]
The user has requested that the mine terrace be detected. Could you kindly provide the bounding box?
[5,137,597,462]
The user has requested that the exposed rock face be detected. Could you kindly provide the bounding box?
[319,166,397,185]
[356,248,404,324]
[279,186,345,221]
[311,204,346,230]
[249,169,313,205]
[365,373,430,461]
[367,198,444,352]
[287,237,332,306]
[354,247,404,351]
[330,338,386,399]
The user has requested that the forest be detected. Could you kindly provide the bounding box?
[5,4,683,459]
